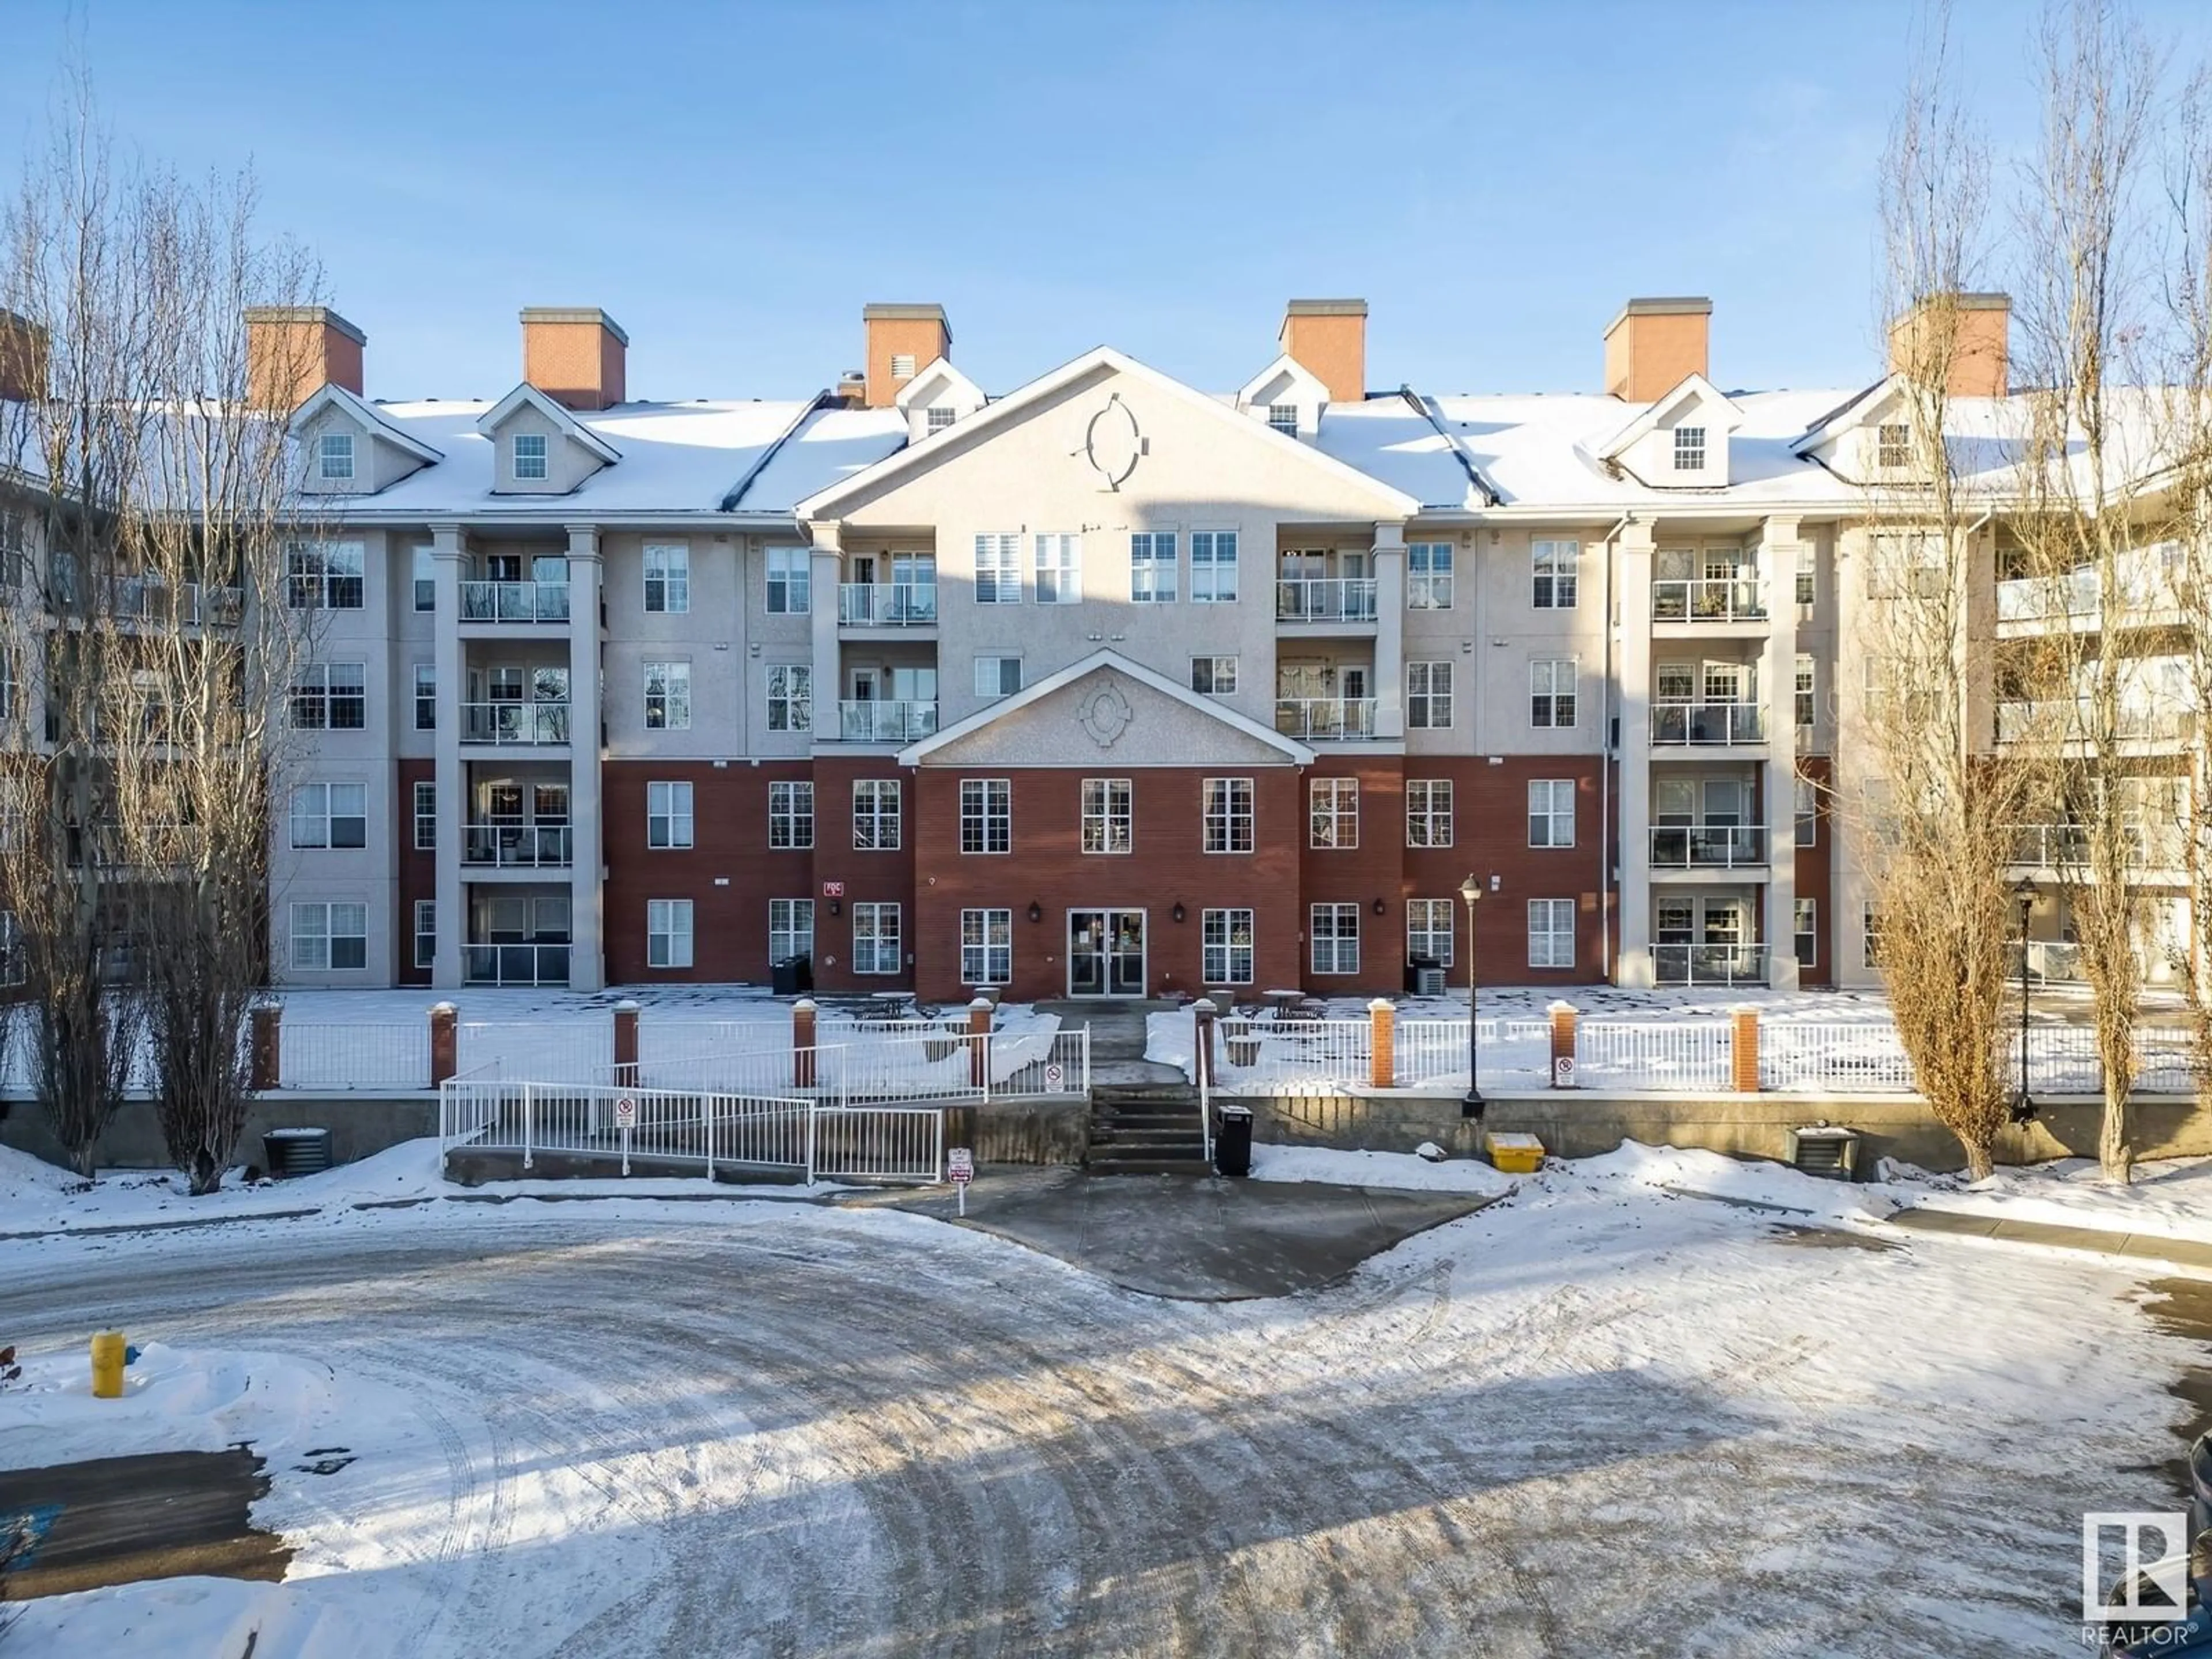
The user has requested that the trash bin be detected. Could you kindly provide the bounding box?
[771,953,812,996]
[1215,1105,1253,1179]
[262,1126,331,1179]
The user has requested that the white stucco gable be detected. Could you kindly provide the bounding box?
[900,649,1314,768]
[892,357,987,444]
[476,382,620,495]
[290,382,441,495]
[1235,353,1331,440]
[1596,372,1743,488]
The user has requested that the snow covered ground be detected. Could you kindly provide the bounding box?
[1899,1153,2212,1247]
[1,1142,2202,1655]
[1247,1142,1519,1195]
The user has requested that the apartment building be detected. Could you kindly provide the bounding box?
[12,291,2191,1002]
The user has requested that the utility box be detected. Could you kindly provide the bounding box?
[1789,1125,1861,1181]
[1487,1131,1546,1175]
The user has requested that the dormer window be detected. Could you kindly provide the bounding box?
[1673,426,1706,471]
[1877,423,1911,469]
[926,406,955,433]
[318,432,354,481]
[1267,404,1298,437]
[513,433,548,480]
[890,354,916,382]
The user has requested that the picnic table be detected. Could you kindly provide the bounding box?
[1263,989,1305,1018]
[867,989,918,1020]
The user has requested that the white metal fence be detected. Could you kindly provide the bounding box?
[613,1026,1089,1104]
[1760,1022,1916,1093]
[1573,1022,1736,1092]
[459,1019,614,1080]
[279,1021,433,1091]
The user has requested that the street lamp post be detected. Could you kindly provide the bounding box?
[1460,874,1485,1119]
[2010,878,2037,1123]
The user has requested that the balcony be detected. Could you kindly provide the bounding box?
[460,702,571,745]
[1654,943,1770,986]
[2008,822,2182,873]
[1651,824,1769,871]
[461,580,570,624]
[1652,578,1766,624]
[463,822,574,869]
[1650,701,1766,747]
[1995,700,2195,745]
[1274,698,1378,740]
[464,942,571,987]
[838,583,938,626]
[1276,578,1377,623]
[105,577,244,628]
[836,700,938,742]
[1995,543,2184,636]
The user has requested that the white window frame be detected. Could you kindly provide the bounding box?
[1532,539,1579,608]
[1795,897,1818,968]
[1190,656,1237,696]
[1407,779,1453,848]
[1673,426,1706,471]
[1310,903,1360,976]
[768,781,815,850]
[974,656,1022,699]
[1130,532,1178,603]
[1795,547,1816,607]
[1795,774,1818,847]
[513,432,548,480]
[765,664,811,733]
[1796,654,1817,730]
[1864,902,1882,968]
[647,781,695,849]
[647,899,694,969]
[285,540,365,610]
[960,778,1012,855]
[1202,777,1254,854]
[412,899,436,971]
[1081,778,1133,854]
[854,779,902,851]
[290,662,367,730]
[290,901,368,972]
[1033,533,1081,604]
[1531,658,1578,728]
[765,546,810,614]
[643,661,692,730]
[974,533,1022,604]
[926,405,955,433]
[414,781,437,851]
[412,545,437,612]
[318,431,354,481]
[1266,403,1298,436]
[1876,422,1911,471]
[644,543,691,613]
[852,902,902,975]
[1406,899,1453,967]
[290,782,368,850]
[769,897,815,963]
[1407,542,1453,610]
[1309,777,1358,850]
[1528,779,1575,849]
[1202,908,1255,985]
[1190,529,1238,603]
[1407,661,1453,729]
[1528,898,1575,969]
[961,907,1013,984]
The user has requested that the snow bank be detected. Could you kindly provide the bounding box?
[1249,1143,1518,1195]
[1902,1154,2212,1246]
[1538,1140,1901,1228]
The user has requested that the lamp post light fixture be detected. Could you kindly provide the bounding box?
[2010,877,2037,1124]
[1460,873,1485,1119]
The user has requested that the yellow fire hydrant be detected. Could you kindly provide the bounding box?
[90,1330,127,1399]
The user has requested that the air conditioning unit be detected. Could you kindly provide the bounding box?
[1789,1124,1861,1181]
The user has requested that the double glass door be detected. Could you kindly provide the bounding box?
[1069,910,1145,997]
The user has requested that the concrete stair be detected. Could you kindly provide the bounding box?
[1086,1081,1212,1176]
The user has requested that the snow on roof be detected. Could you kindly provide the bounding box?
[1309,396,1492,509]
[730,406,910,511]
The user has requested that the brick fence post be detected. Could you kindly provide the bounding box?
[429,1002,457,1088]
[793,998,817,1091]
[1369,998,1396,1089]
[1731,1005,1762,1094]
[967,996,993,1092]
[1547,999,1578,1088]
[1192,998,1217,1089]
[249,1003,281,1092]
[613,999,639,1089]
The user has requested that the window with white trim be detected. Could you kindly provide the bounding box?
[1530,658,1577,728]
[1407,899,1453,966]
[1190,530,1238,602]
[1795,654,1816,730]
[974,533,1021,604]
[291,663,366,730]
[765,546,809,613]
[0,647,12,724]
[318,432,354,481]
[414,781,437,851]
[0,513,21,589]
[960,779,1011,854]
[1795,897,1818,968]
[643,661,691,730]
[961,908,1012,984]
[1528,779,1575,847]
[1081,778,1132,854]
[1532,539,1579,608]
[852,902,902,974]
[975,656,1022,699]
[286,540,365,609]
[1407,661,1453,729]
[290,782,367,850]
[854,779,902,850]
[1310,904,1359,975]
[1863,902,1882,968]
[1202,908,1254,984]
[768,781,814,850]
[412,546,435,612]
[1309,778,1358,849]
[1876,422,1911,470]
[1190,656,1237,695]
[1266,403,1298,435]
[647,781,694,849]
[1407,779,1453,847]
[1528,899,1575,968]
[926,405,955,432]
[413,900,436,971]
[644,543,690,613]
[1202,778,1253,853]
[512,433,548,480]
[1130,532,1177,603]
[1794,774,1818,847]
[290,902,367,971]
[1673,426,1706,471]
[765,664,809,732]
[1795,546,1816,606]
[647,899,694,968]
[770,898,814,963]
[1033,533,1081,604]
[1407,542,1453,609]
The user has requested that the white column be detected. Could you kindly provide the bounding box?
[1370,520,1406,738]
[565,525,605,994]
[1759,517,1801,992]
[809,540,842,738]
[430,524,466,990]
[1615,523,1656,986]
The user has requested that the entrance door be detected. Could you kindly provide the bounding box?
[1068,910,1146,996]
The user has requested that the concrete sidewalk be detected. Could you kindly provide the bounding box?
[857,1165,1498,1300]
[1889,1205,2212,1272]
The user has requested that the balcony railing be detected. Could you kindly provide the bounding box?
[838,583,938,626]
[464,942,571,987]
[1276,578,1378,622]
[1995,543,2184,631]
[2008,822,2181,870]
[460,580,570,623]
[460,702,571,745]
[463,822,574,868]
[836,700,938,741]
[104,577,244,627]
[1651,824,1770,869]
[1654,943,1771,986]
[1653,578,1766,623]
[1274,698,1378,740]
[1996,700,2196,744]
[1650,701,1766,745]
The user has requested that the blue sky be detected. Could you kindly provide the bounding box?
[7,1,2211,403]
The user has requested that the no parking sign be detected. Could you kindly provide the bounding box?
[613,1096,639,1129]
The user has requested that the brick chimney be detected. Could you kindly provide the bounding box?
[521,307,628,411]
[1279,298,1366,403]
[245,305,365,412]
[0,309,48,403]
[1604,297,1711,402]
[863,304,950,409]
[1888,292,2009,399]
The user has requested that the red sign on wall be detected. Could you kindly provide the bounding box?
[821,881,845,898]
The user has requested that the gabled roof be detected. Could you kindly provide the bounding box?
[1596,372,1742,462]
[1790,374,1904,456]
[1236,352,1329,408]
[475,382,622,464]
[892,357,984,412]
[291,381,443,464]
[897,647,1316,767]
[798,345,1422,521]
